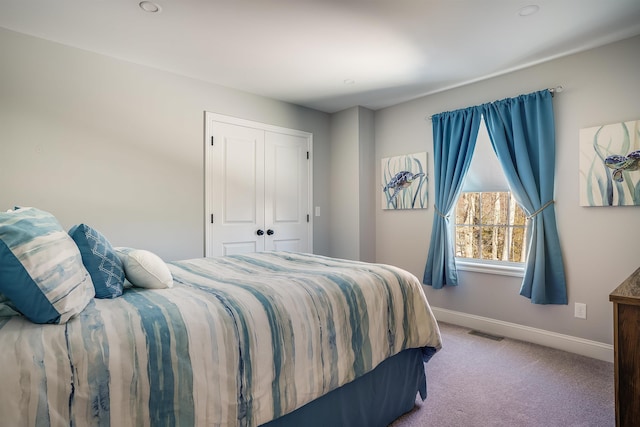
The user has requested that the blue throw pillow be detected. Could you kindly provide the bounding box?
[0,207,95,324]
[69,224,125,299]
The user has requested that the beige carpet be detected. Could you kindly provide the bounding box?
[390,322,614,427]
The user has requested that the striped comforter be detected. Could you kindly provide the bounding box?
[0,251,442,427]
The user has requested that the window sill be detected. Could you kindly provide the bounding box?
[455,258,525,278]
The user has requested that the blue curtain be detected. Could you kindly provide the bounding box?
[423,107,482,288]
[481,90,567,304]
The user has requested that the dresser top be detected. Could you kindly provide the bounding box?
[610,266,640,304]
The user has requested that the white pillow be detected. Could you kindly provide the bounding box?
[114,247,173,289]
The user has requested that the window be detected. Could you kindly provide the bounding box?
[454,191,527,263]
[425,93,565,302]
[453,117,527,276]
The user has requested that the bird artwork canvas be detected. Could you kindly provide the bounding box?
[579,119,640,206]
[381,152,428,210]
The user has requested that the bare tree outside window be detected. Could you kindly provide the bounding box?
[454,192,527,263]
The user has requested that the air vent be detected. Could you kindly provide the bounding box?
[468,330,504,341]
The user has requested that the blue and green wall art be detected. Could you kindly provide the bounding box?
[381,152,428,210]
[579,119,640,206]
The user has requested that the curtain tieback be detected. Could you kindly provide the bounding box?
[434,205,449,219]
[526,200,554,220]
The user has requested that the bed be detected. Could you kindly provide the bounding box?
[0,209,442,427]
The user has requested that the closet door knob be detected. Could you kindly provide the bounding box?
[266,229,274,236]
[256,229,264,236]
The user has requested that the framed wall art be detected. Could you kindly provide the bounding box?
[381,152,428,210]
[579,119,640,207]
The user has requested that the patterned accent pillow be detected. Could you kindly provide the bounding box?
[69,224,125,299]
[115,247,173,289]
[0,207,95,324]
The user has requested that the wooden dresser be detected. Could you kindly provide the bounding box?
[609,266,640,427]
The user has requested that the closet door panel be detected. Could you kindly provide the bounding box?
[264,131,309,253]
[210,122,265,256]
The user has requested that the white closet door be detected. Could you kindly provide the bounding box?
[209,122,265,256]
[205,113,312,257]
[264,131,309,252]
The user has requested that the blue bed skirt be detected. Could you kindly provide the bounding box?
[261,347,428,427]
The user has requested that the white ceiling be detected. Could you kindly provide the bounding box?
[1,0,640,113]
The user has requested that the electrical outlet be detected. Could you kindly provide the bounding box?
[574,303,587,319]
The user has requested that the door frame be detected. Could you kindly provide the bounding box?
[204,112,313,257]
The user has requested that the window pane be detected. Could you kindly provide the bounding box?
[512,198,527,226]
[480,192,508,225]
[480,226,506,261]
[479,193,493,225]
[498,193,509,224]
[456,192,479,225]
[455,225,479,258]
[509,227,527,262]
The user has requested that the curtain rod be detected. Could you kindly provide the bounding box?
[425,85,563,121]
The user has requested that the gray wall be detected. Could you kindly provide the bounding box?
[375,35,640,345]
[329,107,360,260]
[358,107,375,263]
[329,106,375,262]
[0,27,331,261]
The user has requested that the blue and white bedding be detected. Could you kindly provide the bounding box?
[0,251,442,427]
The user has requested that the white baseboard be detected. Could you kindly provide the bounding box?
[431,307,614,363]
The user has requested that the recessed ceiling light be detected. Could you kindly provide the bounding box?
[139,1,161,13]
[518,5,539,17]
